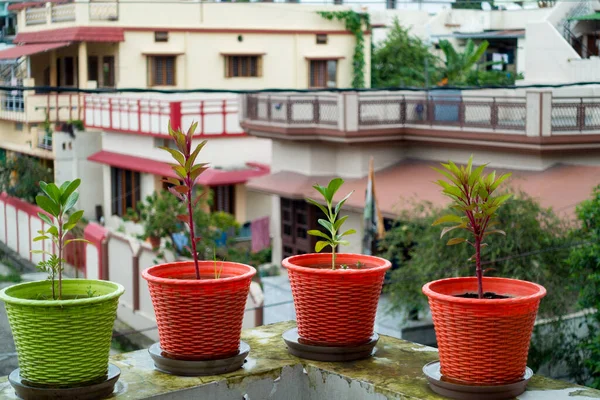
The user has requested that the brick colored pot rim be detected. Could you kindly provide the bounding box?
[422,277,546,305]
[142,260,256,286]
[283,253,391,275]
[0,279,125,307]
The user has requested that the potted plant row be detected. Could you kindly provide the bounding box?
[422,156,546,399]
[141,122,256,375]
[282,178,391,361]
[0,179,124,399]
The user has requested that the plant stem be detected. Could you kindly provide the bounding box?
[475,236,483,299]
[58,215,63,300]
[187,186,200,280]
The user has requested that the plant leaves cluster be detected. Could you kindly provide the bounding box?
[306,178,356,270]
[32,179,90,300]
[160,122,209,279]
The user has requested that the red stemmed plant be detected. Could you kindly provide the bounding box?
[160,122,208,280]
[432,155,512,299]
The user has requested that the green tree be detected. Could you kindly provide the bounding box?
[372,20,438,88]
[0,155,53,204]
[438,39,489,85]
[567,185,600,388]
[452,0,484,10]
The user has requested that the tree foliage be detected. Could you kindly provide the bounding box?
[567,185,600,388]
[438,39,489,85]
[0,155,53,204]
[371,20,437,88]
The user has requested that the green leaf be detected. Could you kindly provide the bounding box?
[37,212,54,226]
[63,192,79,213]
[66,210,84,227]
[443,186,463,199]
[339,229,356,237]
[162,177,180,186]
[318,219,334,234]
[307,230,331,240]
[315,240,330,252]
[190,163,209,182]
[492,193,512,206]
[60,179,80,203]
[312,184,328,200]
[186,140,207,170]
[186,121,199,143]
[337,240,350,246]
[432,167,462,187]
[446,237,466,246]
[466,154,473,175]
[440,223,466,238]
[326,178,344,201]
[490,172,512,192]
[171,165,187,179]
[432,214,463,226]
[468,164,487,187]
[42,182,61,204]
[64,238,92,247]
[333,215,348,231]
[483,229,506,237]
[334,191,353,216]
[306,198,329,218]
[47,226,58,237]
[30,250,52,255]
[36,196,60,217]
[33,235,49,242]
[160,147,185,166]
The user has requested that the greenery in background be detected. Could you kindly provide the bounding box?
[32,179,90,300]
[0,155,53,204]
[379,191,585,377]
[567,185,600,388]
[371,21,521,88]
[372,20,437,88]
[318,11,370,88]
[67,119,85,131]
[306,178,356,270]
[133,191,186,242]
[452,0,486,9]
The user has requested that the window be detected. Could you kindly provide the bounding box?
[316,34,328,45]
[111,167,141,216]
[148,56,176,86]
[88,56,99,82]
[309,59,337,88]
[280,198,323,259]
[386,0,396,8]
[103,56,115,87]
[154,31,169,42]
[225,55,261,78]
[211,185,235,214]
[64,57,75,86]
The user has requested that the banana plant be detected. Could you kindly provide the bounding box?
[306,178,356,270]
[32,179,90,300]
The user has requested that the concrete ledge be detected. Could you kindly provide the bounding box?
[1,321,599,399]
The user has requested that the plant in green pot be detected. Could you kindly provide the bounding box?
[141,122,256,376]
[282,178,391,361]
[421,156,546,399]
[0,179,124,397]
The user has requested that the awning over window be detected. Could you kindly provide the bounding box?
[0,42,70,60]
[88,151,270,186]
[568,12,600,21]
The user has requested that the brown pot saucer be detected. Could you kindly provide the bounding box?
[423,361,533,400]
[9,364,121,400]
[282,327,378,362]
[148,341,250,376]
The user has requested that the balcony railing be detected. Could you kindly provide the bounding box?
[551,97,600,132]
[23,2,119,26]
[246,94,339,128]
[51,3,75,23]
[0,83,25,122]
[90,1,119,21]
[84,95,245,137]
[25,7,46,26]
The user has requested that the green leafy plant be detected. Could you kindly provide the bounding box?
[318,11,370,88]
[67,119,85,131]
[432,156,511,298]
[160,122,209,280]
[306,178,356,270]
[438,39,489,85]
[135,191,186,241]
[32,179,90,300]
[0,154,53,204]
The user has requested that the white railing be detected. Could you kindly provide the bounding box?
[25,7,47,26]
[89,1,119,21]
[51,3,76,23]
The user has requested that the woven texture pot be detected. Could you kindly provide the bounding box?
[422,277,546,385]
[0,279,124,386]
[283,253,391,346]
[142,261,256,359]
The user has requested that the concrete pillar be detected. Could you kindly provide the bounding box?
[525,90,552,137]
[336,92,345,131]
[343,92,359,132]
[49,50,57,87]
[78,42,88,89]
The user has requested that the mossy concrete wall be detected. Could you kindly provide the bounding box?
[1,321,599,399]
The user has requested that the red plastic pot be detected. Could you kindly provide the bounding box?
[142,261,256,359]
[283,253,391,346]
[422,277,546,385]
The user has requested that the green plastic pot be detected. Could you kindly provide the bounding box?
[0,279,124,386]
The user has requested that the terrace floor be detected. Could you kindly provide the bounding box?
[1,321,598,399]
